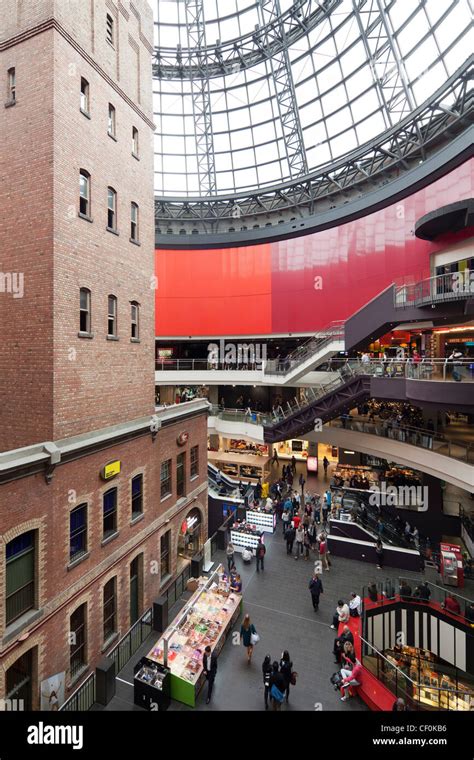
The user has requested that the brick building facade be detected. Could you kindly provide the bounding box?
[0,1,210,711]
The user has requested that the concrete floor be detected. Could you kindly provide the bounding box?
[97,514,474,713]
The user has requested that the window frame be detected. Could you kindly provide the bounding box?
[160,530,171,580]
[130,202,139,243]
[130,301,139,340]
[80,77,89,115]
[190,445,199,479]
[108,103,116,138]
[79,288,91,334]
[107,187,117,232]
[177,452,186,498]
[103,577,117,644]
[106,14,115,47]
[107,294,117,338]
[102,487,118,540]
[131,474,143,520]
[132,127,139,157]
[79,170,91,218]
[7,67,16,104]
[70,603,87,678]
[5,531,36,627]
[69,503,88,562]
[160,459,172,500]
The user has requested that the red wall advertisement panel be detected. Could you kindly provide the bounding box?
[155,159,474,337]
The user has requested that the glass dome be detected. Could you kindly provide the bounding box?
[152,0,473,198]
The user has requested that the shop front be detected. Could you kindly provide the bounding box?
[178,508,203,561]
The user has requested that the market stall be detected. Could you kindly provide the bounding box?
[145,565,242,707]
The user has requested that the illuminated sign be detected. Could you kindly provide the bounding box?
[307,457,318,472]
[101,460,121,481]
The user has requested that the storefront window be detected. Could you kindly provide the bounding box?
[160,459,171,499]
[177,509,202,559]
[190,445,199,478]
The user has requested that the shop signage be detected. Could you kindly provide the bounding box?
[177,431,189,446]
[101,460,121,481]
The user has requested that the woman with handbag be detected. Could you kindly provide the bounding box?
[279,650,293,702]
[240,614,258,664]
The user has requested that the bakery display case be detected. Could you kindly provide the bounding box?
[145,565,242,707]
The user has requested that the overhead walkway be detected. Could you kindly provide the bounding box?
[155,322,344,387]
[345,273,474,352]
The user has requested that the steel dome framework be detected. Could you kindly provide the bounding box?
[152,0,474,240]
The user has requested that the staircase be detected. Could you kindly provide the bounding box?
[263,320,345,384]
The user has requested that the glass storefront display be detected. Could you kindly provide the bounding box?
[376,645,474,712]
[177,508,202,559]
[276,439,308,461]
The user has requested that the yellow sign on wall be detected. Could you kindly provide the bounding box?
[101,460,121,480]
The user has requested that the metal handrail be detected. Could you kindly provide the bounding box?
[327,416,473,463]
[328,356,474,381]
[394,272,474,308]
[59,672,95,712]
[264,321,345,375]
[359,635,473,701]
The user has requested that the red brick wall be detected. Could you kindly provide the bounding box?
[0,413,209,705]
[0,0,155,451]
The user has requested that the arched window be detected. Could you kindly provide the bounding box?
[132,127,139,157]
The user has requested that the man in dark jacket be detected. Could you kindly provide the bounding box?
[399,581,412,601]
[202,645,217,704]
[309,573,323,611]
[256,540,266,572]
[285,526,295,555]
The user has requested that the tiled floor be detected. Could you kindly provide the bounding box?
[96,514,474,712]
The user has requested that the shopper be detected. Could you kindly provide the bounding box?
[216,469,222,485]
[269,661,286,711]
[226,542,235,572]
[323,456,329,476]
[465,601,474,625]
[279,650,293,703]
[331,599,350,630]
[292,512,301,530]
[230,573,242,593]
[262,654,273,710]
[375,538,384,570]
[318,532,330,571]
[240,614,258,664]
[368,582,379,603]
[202,645,217,705]
[340,660,363,701]
[349,592,361,617]
[417,581,431,602]
[392,698,409,711]
[303,529,311,560]
[299,472,306,493]
[442,594,461,615]
[295,525,304,559]
[285,524,295,555]
[272,448,279,465]
[291,455,297,472]
[399,580,412,601]
[282,509,290,536]
[309,573,323,611]
[333,625,354,664]
[341,641,356,669]
[256,539,266,572]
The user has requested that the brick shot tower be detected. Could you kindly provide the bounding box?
[0,1,209,710]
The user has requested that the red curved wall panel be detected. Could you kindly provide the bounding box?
[155,158,474,337]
